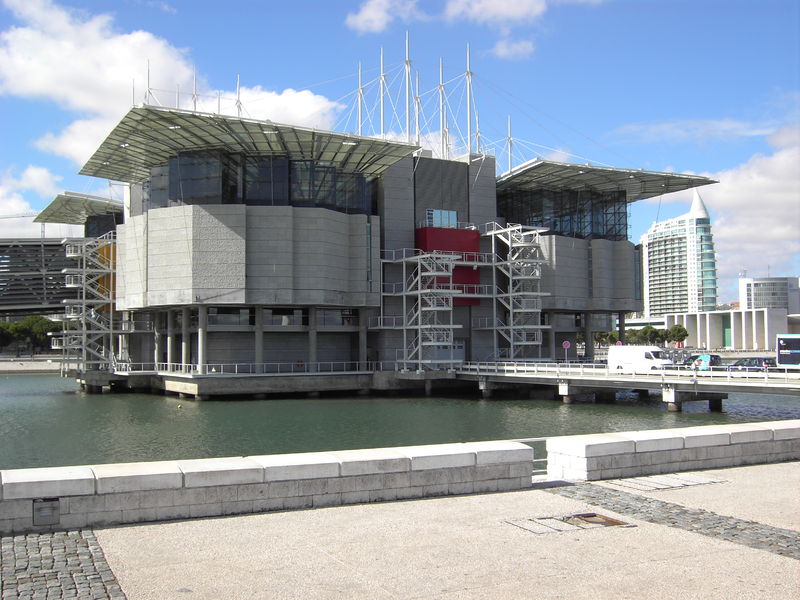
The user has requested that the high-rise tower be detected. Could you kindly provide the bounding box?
[640,190,717,317]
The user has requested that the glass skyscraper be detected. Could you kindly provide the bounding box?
[640,190,717,317]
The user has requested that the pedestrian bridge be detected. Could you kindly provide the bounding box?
[454,361,800,409]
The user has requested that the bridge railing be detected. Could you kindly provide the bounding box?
[114,361,395,375]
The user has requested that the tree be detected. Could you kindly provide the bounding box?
[667,324,689,344]
[639,325,661,345]
[594,331,608,345]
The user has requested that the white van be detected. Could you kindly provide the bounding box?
[607,345,673,373]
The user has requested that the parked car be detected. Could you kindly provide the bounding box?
[683,353,722,370]
[727,357,776,371]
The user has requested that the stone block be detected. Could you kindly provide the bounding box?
[369,488,398,503]
[269,480,300,498]
[770,420,800,440]
[249,452,340,481]
[508,463,532,478]
[616,430,684,453]
[282,496,313,511]
[178,457,264,487]
[467,441,534,464]
[313,493,342,508]
[546,434,635,458]
[189,503,223,518]
[339,474,385,492]
[399,486,425,500]
[58,513,88,529]
[723,424,773,444]
[384,472,412,489]
[156,505,192,521]
[171,487,212,506]
[121,508,159,523]
[410,470,449,487]
[93,461,183,494]
[341,490,371,504]
[586,453,641,471]
[675,426,731,448]
[252,498,285,513]
[475,464,512,481]
[448,481,475,495]
[422,484,449,497]
[397,443,476,470]
[137,489,177,508]
[221,500,254,516]
[0,518,12,534]
[203,486,238,504]
[1,466,95,499]
[235,483,271,501]
[298,479,328,496]
[0,499,31,519]
[445,466,477,484]
[65,494,106,514]
[496,477,524,491]
[332,448,410,476]
[474,479,500,493]
[86,510,123,527]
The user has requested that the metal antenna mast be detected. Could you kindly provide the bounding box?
[379,47,385,138]
[357,62,363,136]
[439,58,445,159]
[405,32,411,143]
[414,71,420,145]
[466,44,472,155]
[507,116,513,172]
[235,74,242,117]
[192,69,198,112]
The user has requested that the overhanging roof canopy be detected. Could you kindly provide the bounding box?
[34,192,123,225]
[496,159,716,202]
[81,105,419,183]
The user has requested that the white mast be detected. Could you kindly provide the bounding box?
[235,74,242,117]
[192,69,198,112]
[439,58,445,159]
[357,62,363,136]
[466,44,472,155]
[414,71,420,145]
[506,116,513,172]
[379,47,385,138]
[405,32,411,143]
[176,83,180,109]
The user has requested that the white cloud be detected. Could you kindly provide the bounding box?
[0,166,71,237]
[444,0,547,25]
[2,165,61,198]
[0,0,342,166]
[345,0,422,33]
[490,38,535,59]
[613,118,777,145]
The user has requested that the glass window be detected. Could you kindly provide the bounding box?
[425,208,457,228]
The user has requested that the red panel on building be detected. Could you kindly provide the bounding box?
[415,227,480,306]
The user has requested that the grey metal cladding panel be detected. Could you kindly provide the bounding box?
[413,158,469,222]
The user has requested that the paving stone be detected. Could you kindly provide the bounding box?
[545,482,800,559]
[0,530,126,599]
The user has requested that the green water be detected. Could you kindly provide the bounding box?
[1,374,799,470]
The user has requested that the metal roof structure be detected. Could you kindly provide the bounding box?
[34,192,123,225]
[80,105,419,184]
[496,159,716,202]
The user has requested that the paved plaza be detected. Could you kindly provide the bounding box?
[1,462,798,599]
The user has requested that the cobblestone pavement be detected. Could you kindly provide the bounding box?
[0,530,126,600]
[546,482,800,560]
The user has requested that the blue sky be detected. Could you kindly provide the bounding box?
[0,0,798,301]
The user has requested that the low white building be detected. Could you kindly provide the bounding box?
[665,308,800,351]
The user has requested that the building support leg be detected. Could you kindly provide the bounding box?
[308,308,317,373]
[181,307,190,372]
[424,379,433,396]
[197,306,207,375]
[166,310,175,370]
[662,386,683,412]
[254,306,263,374]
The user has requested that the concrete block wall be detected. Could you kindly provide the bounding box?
[0,441,533,535]
[547,420,800,481]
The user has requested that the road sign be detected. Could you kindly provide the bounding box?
[615,340,623,345]
[562,340,571,349]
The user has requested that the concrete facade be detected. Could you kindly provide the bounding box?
[665,307,791,350]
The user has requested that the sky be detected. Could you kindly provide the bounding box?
[0,0,798,302]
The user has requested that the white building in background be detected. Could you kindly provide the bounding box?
[640,190,717,317]
[739,276,800,313]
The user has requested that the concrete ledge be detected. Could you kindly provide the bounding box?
[547,420,800,481]
[0,440,534,534]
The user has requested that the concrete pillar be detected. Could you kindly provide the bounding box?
[708,397,723,412]
[254,306,263,374]
[582,311,594,361]
[424,379,433,396]
[594,390,616,404]
[153,312,163,368]
[662,386,683,412]
[197,305,207,375]
[166,310,175,368]
[358,308,368,369]
[308,308,317,372]
[618,312,626,344]
[181,307,190,371]
[547,327,556,360]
